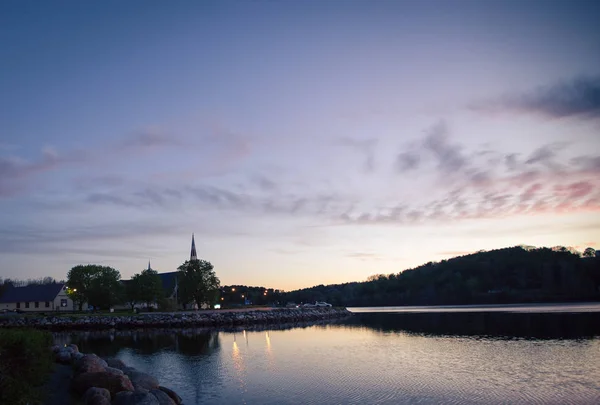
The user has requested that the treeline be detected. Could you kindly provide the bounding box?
[282,246,600,306]
[0,277,63,288]
[220,285,284,306]
[66,260,221,311]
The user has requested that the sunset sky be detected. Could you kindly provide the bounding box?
[1,0,599,290]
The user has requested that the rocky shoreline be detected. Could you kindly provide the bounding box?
[1,307,351,330]
[52,344,182,405]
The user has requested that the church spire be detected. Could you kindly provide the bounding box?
[190,233,198,261]
[148,260,151,271]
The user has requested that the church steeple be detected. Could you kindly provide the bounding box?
[147,260,152,271]
[190,233,198,261]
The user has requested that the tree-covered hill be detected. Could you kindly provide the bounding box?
[282,246,600,306]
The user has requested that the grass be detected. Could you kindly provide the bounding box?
[0,328,54,405]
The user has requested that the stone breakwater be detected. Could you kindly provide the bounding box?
[52,343,183,405]
[1,307,351,330]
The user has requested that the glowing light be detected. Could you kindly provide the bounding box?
[214,304,221,309]
[232,288,235,292]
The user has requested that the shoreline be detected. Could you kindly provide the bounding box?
[0,307,351,330]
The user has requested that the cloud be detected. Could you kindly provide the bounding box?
[118,128,182,150]
[0,147,79,197]
[394,121,467,176]
[0,222,178,255]
[395,152,420,172]
[253,175,278,192]
[334,120,600,226]
[338,137,378,173]
[422,121,467,172]
[472,76,600,119]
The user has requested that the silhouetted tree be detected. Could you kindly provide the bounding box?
[177,260,220,309]
[126,268,164,309]
[67,265,123,310]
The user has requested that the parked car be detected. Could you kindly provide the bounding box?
[301,303,316,308]
[314,302,332,307]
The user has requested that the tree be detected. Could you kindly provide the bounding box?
[583,247,596,258]
[138,269,164,309]
[125,276,142,311]
[177,259,220,309]
[67,265,123,310]
[66,265,96,311]
[125,269,164,310]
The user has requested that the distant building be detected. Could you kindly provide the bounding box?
[120,233,207,310]
[0,283,75,312]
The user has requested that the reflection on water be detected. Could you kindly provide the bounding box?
[55,306,600,405]
[346,311,600,339]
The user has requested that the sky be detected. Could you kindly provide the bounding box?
[1,0,599,291]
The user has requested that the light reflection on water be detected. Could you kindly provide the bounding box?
[56,307,600,405]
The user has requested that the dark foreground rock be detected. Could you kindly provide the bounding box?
[47,344,183,405]
[72,371,135,397]
[83,387,111,405]
[113,390,160,405]
[1,307,351,330]
[158,386,182,405]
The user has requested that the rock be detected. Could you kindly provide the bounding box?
[74,354,109,375]
[105,366,125,376]
[158,386,183,405]
[124,369,160,391]
[113,390,160,405]
[67,343,79,353]
[50,344,61,353]
[56,348,72,364]
[150,389,176,405]
[72,371,135,397]
[106,357,127,370]
[83,387,111,405]
[72,352,85,362]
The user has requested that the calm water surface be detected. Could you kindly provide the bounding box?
[56,304,600,405]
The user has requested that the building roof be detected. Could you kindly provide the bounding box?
[158,271,178,296]
[0,283,65,303]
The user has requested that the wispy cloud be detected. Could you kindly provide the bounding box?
[118,128,182,150]
[0,147,80,197]
[0,127,190,199]
[472,76,600,119]
[337,121,600,226]
[338,137,378,173]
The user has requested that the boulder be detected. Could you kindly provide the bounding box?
[74,354,108,375]
[55,348,72,364]
[83,387,111,405]
[72,371,134,397]
[150,389,176,405]
[72,351,85,362]
[105,366,125,376]
[113,390,160,405]
[158,386,183,405]
[106,357,127,370]
[124,369,159,391]
[67,343,79,353]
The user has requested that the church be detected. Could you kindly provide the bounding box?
[122,234,204,310]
